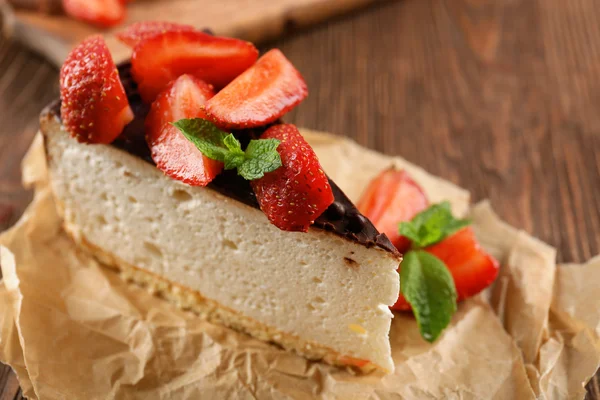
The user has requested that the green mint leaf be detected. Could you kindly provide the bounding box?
[400,250,457,342]
[237,138,282,180]
[172,119,231,163]
[223,133,243,153]
[222,134,245,170]
[173,118,282,181]
[224,151,245,170]
[398,221,421,245]
[398,201,471,248]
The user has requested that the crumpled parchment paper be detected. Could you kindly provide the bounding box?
[0,130,598,399]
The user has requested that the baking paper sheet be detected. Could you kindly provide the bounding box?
[0,130,598,399]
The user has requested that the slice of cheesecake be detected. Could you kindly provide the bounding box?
[45,28,402,372]
[40,98,401,372]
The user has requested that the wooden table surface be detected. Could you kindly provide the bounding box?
[1,0,599,398]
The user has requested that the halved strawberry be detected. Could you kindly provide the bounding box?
[425,227,500,301]
[60,35,133,144]
[131,30,258,102]
[63,0,125,28]
[251,124,334,232]
[116,21,195,48]
[357,168,429,253]
[145,74,222,186]
[203,49,308,129]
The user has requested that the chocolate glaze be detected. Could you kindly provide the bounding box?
[48,63,400,257]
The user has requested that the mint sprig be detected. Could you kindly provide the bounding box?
[397,201,469,342]
[399,201,470,248]
[400,250,457,342]
[172,118,282,180]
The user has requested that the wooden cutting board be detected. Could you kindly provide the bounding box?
[1,0,377,66]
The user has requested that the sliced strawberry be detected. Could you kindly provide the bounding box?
[145,74,222,186]
[60,35,133,144]
[116,21,195,48]
[203,49,308,129]
[251,124,334,232]
[357,168,429,253]
[425,227,500,301]
[131,30,258,102]
[391,227,500,311]
[63,0,125,28]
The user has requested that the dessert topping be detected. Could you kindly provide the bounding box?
[60,35,133,144]
[173,121,334,231]
[62,29,332,232]
[131,30,258,102]
[250,124,334,232]
[145,75,223,186]
[203,49,308,129]
[171,118,282,181]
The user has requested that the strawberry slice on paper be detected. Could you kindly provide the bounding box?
[63,0,126,28]
[131,30,258,102]
[357,170,499,312]
[425,227,500,301]
[357,168,429,253]
[146,74,223,186]
[204,49,308,129]
[60,35,133,144]
[117,21,195,48]
[393,225,499,311]
[251,124,334,232]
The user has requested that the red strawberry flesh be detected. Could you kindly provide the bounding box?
[116,21,195,48]
[60,35,133,144]
[251,124,334,232]
[145,74,223,186]
[131,30,258,102]
[425,227,500,301]
[357,168,429,253]
[204,49,308,129]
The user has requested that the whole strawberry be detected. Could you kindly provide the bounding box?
[251,124,334,232]
[60,35,133,144]
[63,0,126,28]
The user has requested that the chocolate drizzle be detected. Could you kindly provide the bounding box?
[48,63,400,257]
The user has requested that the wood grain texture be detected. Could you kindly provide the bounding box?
[0,0,599,398]
[2,0,378,65]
